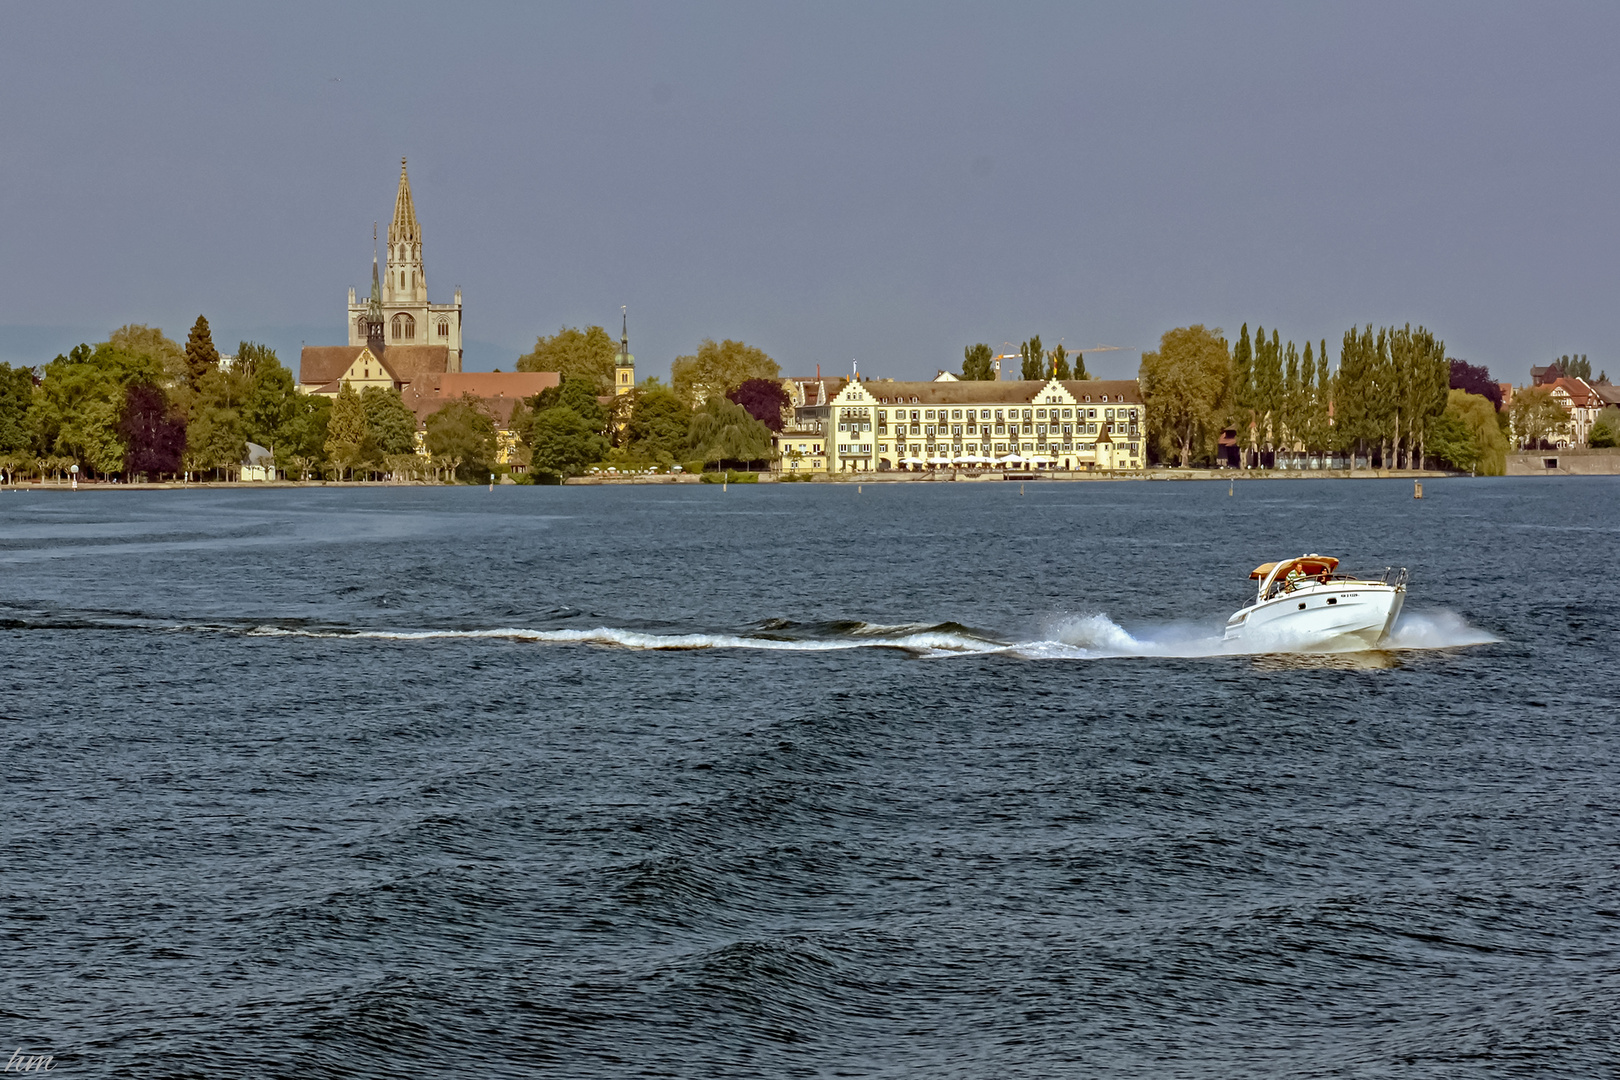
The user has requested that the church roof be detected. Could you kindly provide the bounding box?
[388,157,420,245]
[401,371,560,428]
[298,344,450,388]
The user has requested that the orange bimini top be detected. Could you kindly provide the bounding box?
[1250,555,1340,580]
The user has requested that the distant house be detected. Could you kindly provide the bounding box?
[241,442,275,482]
[1548,377,1604,446]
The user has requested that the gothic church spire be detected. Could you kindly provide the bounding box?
[388,157,420,244]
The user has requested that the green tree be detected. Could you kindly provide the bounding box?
[1429,390,1507,474]
[184,316,220,390]
[1282,340,1301,458]
[324,382,370,478]
[1509,385,1567,448]
[185,405,246,479]
[32,341,167,475]
[620,386,693,464]
[0,364,34,451]
[526,405,603,478]
[360,386,419,456]
[1231,323,1254,466]
[960,343,995,380]
[1018,335,1043,381]
[687,394,774,466]
[1588,406,1620,448]
[1314,339,1331,454]
[1252,327,1282,459]
[425,396,498,481]
[671,338,781,408]
[110,324,187,389]
[1138,325,1232,467]
[241,349,300,449]
[1070,348,1090,380]
[517,325,619,393]
[276,396,331,478]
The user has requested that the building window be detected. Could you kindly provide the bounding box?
[392,313,416,341]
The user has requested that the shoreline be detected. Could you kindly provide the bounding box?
[0,468,1465,490]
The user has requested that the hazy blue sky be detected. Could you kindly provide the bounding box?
[3,2,1616,382]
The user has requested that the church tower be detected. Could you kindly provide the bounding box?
[347,157,463,371]
[385,158,425,306]
[614,306,635,395]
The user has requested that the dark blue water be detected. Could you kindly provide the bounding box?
[2,479,1616,1078]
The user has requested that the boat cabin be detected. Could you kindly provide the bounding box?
[1250,555,1340,600]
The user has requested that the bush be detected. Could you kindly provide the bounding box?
[700,469,759,484]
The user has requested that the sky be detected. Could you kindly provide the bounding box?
[2,1,1617,384]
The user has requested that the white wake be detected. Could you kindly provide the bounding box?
[239,609,1496,660]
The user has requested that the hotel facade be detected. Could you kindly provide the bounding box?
[787,377,1144,473]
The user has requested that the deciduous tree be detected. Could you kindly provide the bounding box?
[1138,325,1231,467]
[727,377,790,431]
[120,382,186,477]
[687,394,774,466]
[1508,385,1567,449]
[671,338,780,408]
[324,382,370,478]
[517,325,618,393]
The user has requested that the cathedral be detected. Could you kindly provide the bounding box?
[301,159,462,396]
[347,158,462,370]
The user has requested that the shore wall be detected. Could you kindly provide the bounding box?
[1506,448,1620,476]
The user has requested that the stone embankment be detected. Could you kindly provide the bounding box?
[1506,448,1620,475]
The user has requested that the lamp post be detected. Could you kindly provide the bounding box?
[69,464,78,491]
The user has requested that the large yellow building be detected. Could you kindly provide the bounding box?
[815,377,1144,472]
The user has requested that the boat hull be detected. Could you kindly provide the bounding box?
[1224,582,1405,652]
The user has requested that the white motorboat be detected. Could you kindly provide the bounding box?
[1224,554,1406,651]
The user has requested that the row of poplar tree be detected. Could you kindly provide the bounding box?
[1231,323,1449,469]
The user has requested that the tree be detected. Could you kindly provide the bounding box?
[686,394,774,466]
[517,325,618,393]
[110,324,187,388]
[1429,390,1507,474]
[526,404,603,478]
[1050,343,1072,381]
[1138,325,1231,467]
[1558,354,1592,381]
[32,341,168,476]
[1589,407,1620,448]
[961,343,994,380]
[119,382,186,477]
[1018,336,1043,381]
[0,363,34,451]
[184,316,220,390]
[727,377,790,431]
[529,376,608,434]
[622,386,693,463]
[324,382,370,478]
[1231,324,1254,467]
[1508,385,1567,448]
[241,349,301,449]
[1449,359,1502,410]
[671,338,780,407]
[185,405,246,479]
[360,386,419,456]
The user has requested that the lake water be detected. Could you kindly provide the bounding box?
[2,478,1616,1078]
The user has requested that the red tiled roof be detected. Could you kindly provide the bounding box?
[299,343,451,387]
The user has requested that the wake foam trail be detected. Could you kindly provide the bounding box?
[233,609,1495,660]
[243,622,1008,656]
